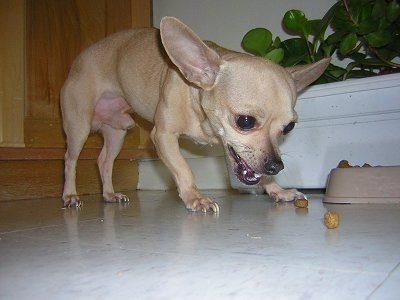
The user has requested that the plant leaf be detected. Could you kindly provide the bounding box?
[348,52,367,61]
[326,31,346,45]
[331,3,355,31]
[360,3,373,22]
[281,38,310,66]
[386,0,400,22]
[328,68,347,79]
[283,9,311,38]
[339,33,358,55]
[371,0,386,20]
[273,36,281,48]
[347,70,377,79]
[357,20,378,34]
[264,48,284,63]
[366,30,392,47]
[309,19,322,37]
[347,57,388,71]
[242,28,272,56]
[321,44,334,57]
[377,47,398,62]
[314,1,341,39]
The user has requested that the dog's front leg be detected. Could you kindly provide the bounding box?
[151,128,219,213]
[261,176,307,202]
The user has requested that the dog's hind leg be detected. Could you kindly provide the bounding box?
[98,125,130,203]
[62,118,91,207]
[61,78,95,207]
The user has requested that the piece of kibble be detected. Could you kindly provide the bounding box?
[294,198,308,208]
[324,211,339,229]
[337,160,351,168]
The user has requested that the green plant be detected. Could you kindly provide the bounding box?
[242,0,400,84]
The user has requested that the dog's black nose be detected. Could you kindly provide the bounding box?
[264,158,284,175]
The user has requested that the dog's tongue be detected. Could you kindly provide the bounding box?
[228,145,261,185]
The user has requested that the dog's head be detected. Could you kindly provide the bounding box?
[160,17,329,185]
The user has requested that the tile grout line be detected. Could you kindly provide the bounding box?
[366,260,400,299]
[0,218,101,235]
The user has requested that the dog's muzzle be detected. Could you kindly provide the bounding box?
[264,158,284,175]
[228,145,262,185]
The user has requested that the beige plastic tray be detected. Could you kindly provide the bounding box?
[324,166,400,204]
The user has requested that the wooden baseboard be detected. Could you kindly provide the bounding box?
[0,159,138,201]
[0,147,157,201]
[0,147,156,160]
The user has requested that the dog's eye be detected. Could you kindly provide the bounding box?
[283,122,295,135]
[236,115,256,131]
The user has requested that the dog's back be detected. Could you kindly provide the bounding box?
[61,27,168,124]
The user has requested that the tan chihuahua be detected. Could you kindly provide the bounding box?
[61,16,329,212]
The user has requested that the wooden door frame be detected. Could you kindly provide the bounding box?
[0,0,155,201]
[0,0,152,149]
[0,0,25,147]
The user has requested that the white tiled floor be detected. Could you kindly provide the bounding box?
[1,190,399,300]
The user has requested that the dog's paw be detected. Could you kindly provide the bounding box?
[270,189,307,203]
[186,197,220,214]
[62,195,82,208]
[104,193,130,203]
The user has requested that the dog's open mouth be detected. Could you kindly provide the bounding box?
[228,144,261,185]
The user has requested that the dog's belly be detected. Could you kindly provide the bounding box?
[91,93,134,131]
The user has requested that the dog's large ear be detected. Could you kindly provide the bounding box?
[286,58,331,93]
[160,16,221,90]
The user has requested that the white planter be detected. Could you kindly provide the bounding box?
[230,73,400,191]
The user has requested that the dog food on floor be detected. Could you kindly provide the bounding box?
[294,198,308,208]
[324,211,340,229]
